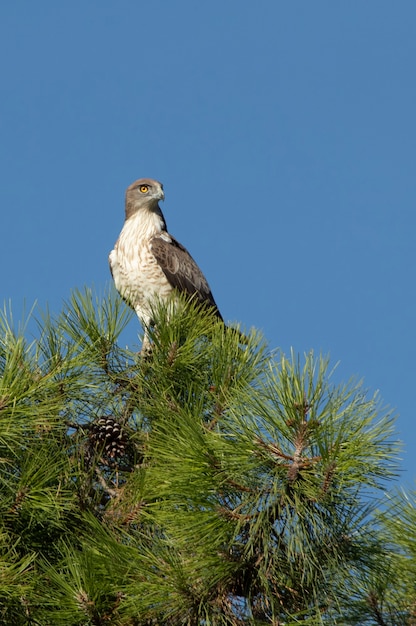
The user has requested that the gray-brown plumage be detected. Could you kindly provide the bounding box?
[109,178,222,351]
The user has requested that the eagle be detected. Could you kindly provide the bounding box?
[109,178,223,352]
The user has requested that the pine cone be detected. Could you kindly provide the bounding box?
[89,416,127,459]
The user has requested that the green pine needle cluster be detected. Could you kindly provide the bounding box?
[0,287,413,625]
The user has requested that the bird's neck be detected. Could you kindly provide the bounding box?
[123,206,167,240]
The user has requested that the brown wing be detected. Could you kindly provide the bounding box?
[150,233,223,321]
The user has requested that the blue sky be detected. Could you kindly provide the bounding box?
[1,3,415,483]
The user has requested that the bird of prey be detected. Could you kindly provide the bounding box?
[109,178,223,352]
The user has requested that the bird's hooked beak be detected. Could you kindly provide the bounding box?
[158,185,165,202]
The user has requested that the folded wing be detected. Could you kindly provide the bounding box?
[150,233,223,321]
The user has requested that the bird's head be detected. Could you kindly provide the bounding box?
[125,178,165,219]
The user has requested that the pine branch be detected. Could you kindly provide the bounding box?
[0,287,406,624]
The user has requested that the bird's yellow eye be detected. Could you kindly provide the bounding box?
[139,184,149,193]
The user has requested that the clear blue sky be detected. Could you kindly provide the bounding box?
[1,3,415,483]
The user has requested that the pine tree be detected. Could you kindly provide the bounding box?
[0,287,410,625]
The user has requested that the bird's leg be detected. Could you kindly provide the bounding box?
[140,329,153,357]
[135,309,154,357]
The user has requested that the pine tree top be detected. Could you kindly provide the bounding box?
[0,287,408,625]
